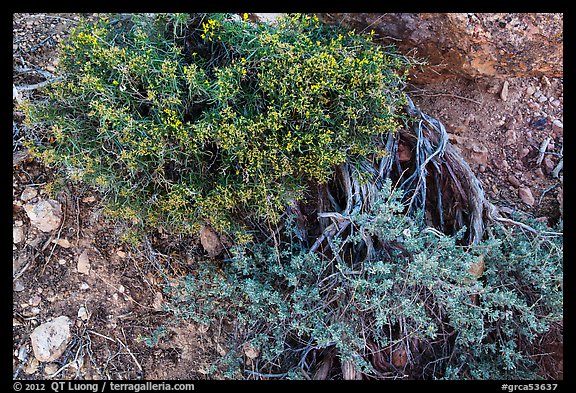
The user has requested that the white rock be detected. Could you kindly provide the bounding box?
[13,226,25,244]
[77,250,91,275]
[30,295,41,307]
[30,316,72,362]
[20,187,38,202]
[500,80,509,101]
[24,200,62,232]
[552,119,563,129]
[254,13,284,25]
[153,292,164,311]
[14,279,25,292]
[77,306,89,321]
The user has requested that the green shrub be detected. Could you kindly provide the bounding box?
[166,180,563,379]
[22,13,409,238]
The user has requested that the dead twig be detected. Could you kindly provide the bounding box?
[536,137,552,167]
[116,335,143,373]
[551,159,563,179]
[14,77,62,92]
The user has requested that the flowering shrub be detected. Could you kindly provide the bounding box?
[23,13,409,238]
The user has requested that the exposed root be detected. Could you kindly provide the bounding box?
[293,94,560,379]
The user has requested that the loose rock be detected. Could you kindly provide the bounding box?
[243,343,260,360]
[519,147,531,159]
[77,306,89,321]
[500,80,509,101]
[504,129,517,146]
[153,292,164,311]
[13,226,25,244]
[24,357,39,374]
[30,316,72,362]
[552,119,563,129]
[518,187,535,206]
[77,250,91,275]
[44,362,59,376]
[20,187,38,202]
[543,155,555,174]
[14,279,25,292]
[30,295,41,307]
[199,226,224,257]
[507,175,521,188]
[24,199,62,232]
[53,238,71,248]
[467,142,489,166]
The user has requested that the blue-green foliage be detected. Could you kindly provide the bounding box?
[164,180,563,379]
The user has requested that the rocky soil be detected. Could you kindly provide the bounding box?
[13,13,563,380]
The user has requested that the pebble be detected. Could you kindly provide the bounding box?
[467,142,489,166]
[24,199,63,232]
[500,80,509,101]
[30,316,72,362]
[525,86,535,96]
[14,279,25,292]
[58,259,66,265]
[153,292,164,311]
[508,175,521,188]
[78,306,89,321]
[519,149,530,161]
[53,238,71,248]
[518,187,535,206]
[24,357,39,374]
[13,226,25,244]
[504,129,517,146]
[20,187,38,202]
[538,95,548,103]
[550,99,561,107]
[77,250,91,275]
[44,362,59,376]
[543,155,555,174]
[80,282,90,291]
[30,295,41,307]
[533,90,542,99]
[552,119,563,129]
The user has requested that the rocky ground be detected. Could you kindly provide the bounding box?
[12,13,563,380]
